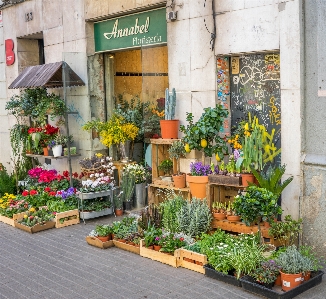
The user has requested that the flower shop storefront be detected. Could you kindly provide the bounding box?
[92,7,169,162]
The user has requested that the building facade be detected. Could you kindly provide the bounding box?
[0,0,325,255]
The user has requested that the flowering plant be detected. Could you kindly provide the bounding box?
[48,134,73,148]
[79,175,115,193]
[159,233,187,253]
[190,161,212,176]
[123,163,151,184]
[0,194,28,218]
[28,124,60,150]
[17,207,54,227]
[251,260,281,284]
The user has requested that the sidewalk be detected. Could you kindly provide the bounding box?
[0,215,325,299]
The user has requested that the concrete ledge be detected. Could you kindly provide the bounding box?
[303,154,326,166]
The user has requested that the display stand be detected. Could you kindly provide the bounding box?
[149,138,191,203]
[77,189,114,224]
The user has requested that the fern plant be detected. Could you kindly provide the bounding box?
[250,164,293,198]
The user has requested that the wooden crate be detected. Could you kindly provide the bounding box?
[208,175,242,186]
[148,184,191,205]
[179,248,207,274]
[150,139,178,180]
[55,209,80,228]
[211,219,282,247]
[15,221,55,233]
[113,240,140,255]
[0,212,27,227]
[140,240,180,268]
[86,236,114,249]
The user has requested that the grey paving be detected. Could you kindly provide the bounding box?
[0,215,325,299]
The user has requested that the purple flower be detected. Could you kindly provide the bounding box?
[233,149,240,161]
[190,161,212,176]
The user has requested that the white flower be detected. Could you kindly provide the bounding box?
[101,159,104,163]
[100,173,104,177]
[95,173,100,178]
[90,174,94,178]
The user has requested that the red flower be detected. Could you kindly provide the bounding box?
[57,191,62,195]
[22,190,29,196]
[29,190,38,196]
[56,174,63,181]
[44,187,51,192]
[44,124,59,135]
[63,171,69,178]
[29,216,34,220]
[49,191,56,196]
[179,238,184,241]
[73,172,78,178]
[52,212,57,215]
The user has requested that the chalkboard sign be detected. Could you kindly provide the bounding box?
[228,53,281,164]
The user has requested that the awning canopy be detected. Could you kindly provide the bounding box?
[8,61,85,89]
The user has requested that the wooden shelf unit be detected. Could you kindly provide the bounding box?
[148,183,191,205]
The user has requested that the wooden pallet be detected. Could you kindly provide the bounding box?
[211,219,282,246]
[148,184,191,205]
[140,240,180,267]
[15,221,55,233]
[179,248,207,274]
[0,212,27,227]
[55,209,80,228]
[86,236,114,249]
[113,240,140,255]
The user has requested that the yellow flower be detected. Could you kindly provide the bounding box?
[95,153,103,158]
[23,215,28,219]
[29,207,36,213]
[244,123,249,131]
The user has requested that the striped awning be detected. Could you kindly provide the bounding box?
[8,61,85,89]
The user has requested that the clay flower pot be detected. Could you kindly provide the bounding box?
[280,271,303,291]
[186,174,208,199]
[241,173,255,187]
[213,212,226,221]
[172,173,186,188]
[160,120,179,139]
[227,215,241,222]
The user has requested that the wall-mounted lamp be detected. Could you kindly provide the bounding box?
[168,11,177,21]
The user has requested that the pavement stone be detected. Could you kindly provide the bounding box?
[0,214,325,299]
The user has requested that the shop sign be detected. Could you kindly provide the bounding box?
[5,39,15,66]
[94,8,167,52]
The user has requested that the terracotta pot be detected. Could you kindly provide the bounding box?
[26,150,33,154]
[172,173,186,188]
[160,120,179,139]
[43,147,49,156]
[213,212,226,220]
[303,271,311,281]
[186,174,208,199]
[280,271,303,291]
[227,215,241,222]
[275,274,282,286]
[118,239,126,243]
[147,245,154,250]
[153,245,162,251]
[115,208,123,216]
[97,236,109,242]
[241,173,255,187]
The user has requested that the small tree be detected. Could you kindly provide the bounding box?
[168,140,186,175]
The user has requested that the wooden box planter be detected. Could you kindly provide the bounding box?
[239,271,324,299]
[15,220,55,233]
[55,209,80,228]
[113,240,140,255]
[208,174,242,186]
[179,248,207,274]
[204,264,242,287]
[140,240,180,268]
[0,212,26,227]
[85,236,114,249]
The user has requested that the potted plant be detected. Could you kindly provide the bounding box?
[233,186,282,243]
[268,214,302,247]
[276,245,313,291]
[113,191,124,216]
[180,104,229,198]
[83,114,139,162]
[49,134,73,157]
[168,140,187,188]
[160,88,179,139]
[95,224,112,242]
[120,169,136,211]
[186,161,212,199]
[212,202,226,220]
[158,159,173,179]
[250,260,282,289]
